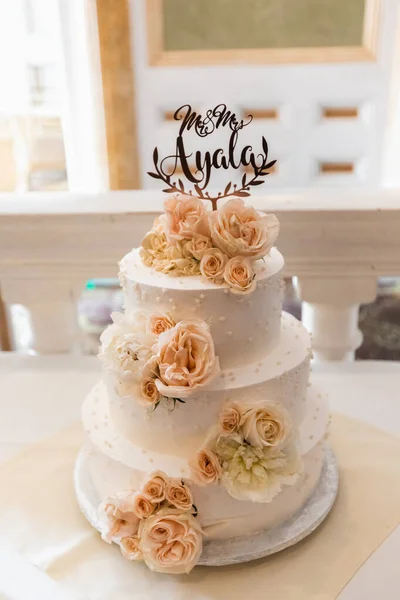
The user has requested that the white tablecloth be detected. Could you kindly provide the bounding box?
[0,353,399,599]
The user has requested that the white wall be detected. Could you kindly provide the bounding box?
[129,0,400,192]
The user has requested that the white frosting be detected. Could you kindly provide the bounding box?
[82,377,328,478]
[107,312,311,457]
[119,247,284,369]
[84,429,326,540]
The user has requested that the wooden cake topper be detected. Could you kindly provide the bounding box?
[148,103,276,210]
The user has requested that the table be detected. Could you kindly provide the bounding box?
[0,353,399,599]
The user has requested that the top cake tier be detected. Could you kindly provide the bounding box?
[119,247,284,370]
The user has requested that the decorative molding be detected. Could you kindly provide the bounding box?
[242,108,279,120]
[322,107,359,119]
[1,192,400,279]
[96,0,140,188]
[319,162,355,174]
[1,189,399,355]
[146,0,380,66]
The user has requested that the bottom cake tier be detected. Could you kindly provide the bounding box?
[75,442,338,566]
[80,380,329,542]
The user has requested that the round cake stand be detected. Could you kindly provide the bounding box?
[74,445,339,567]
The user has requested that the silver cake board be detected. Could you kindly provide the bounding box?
[74,445,339,567]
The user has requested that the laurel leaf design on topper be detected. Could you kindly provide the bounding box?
[148,104,276,210]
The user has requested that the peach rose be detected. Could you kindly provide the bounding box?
[184,233,213,260]
[209,198,279,259]
[139,379,160,406]
[132,493,156,519]
[151,319,220,398]
[165,479,193,511]
[241,404,292,449]
[163,194,209,245]
[219,402,242,435]
[120,535,143,561]
[200,248,228,284]
[141,471,167,504]
[224,256,256,295]
[98,491,139,543]
[139,507,202,574]
[148,313,175,336]
[189,448,221,486]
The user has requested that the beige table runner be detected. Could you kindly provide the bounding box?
[0,414,399,600]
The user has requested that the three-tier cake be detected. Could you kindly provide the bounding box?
[76,194,330,574]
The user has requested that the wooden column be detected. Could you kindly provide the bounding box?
[0,292,12,351]
[96,0,140,189]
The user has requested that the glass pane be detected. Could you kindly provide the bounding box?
[0,1,68,191]
[163,0,366,51]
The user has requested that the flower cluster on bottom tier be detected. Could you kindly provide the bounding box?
[98,471,202,574]
[80,379,329,573]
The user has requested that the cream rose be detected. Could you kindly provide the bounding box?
[140,229,168,267]
[132,493,156,519]
[224,256,256,295]
[189,448,221,486]
[139,379,160,406]
[209,198,279,259]
[139,507,202,574]
[165,479,193,511]
[120,535,143,561]
[219,402,242,436]
[153,255,201,277]
[241,404,292,449]
[141,471,167,504]
[184,233,213,260]
[163,194,209,245]
[200,248,228,284]
[151,319,220,398]
[98,491,139,543]
[148,313,175,336]
[141,229,167,254]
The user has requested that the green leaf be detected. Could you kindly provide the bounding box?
[174,397,186,404]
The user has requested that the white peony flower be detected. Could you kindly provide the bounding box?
[99,311,155,383]
[214,437,302,503]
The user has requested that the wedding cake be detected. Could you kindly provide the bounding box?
[78,193,329,574]
[77,104,331,574]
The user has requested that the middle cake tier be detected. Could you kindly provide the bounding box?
[106,312,312,459]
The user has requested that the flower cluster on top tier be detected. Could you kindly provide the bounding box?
[98,471,202,574]
[189,401,303,503]
[99,310,220,407]
[139,194,280,294]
